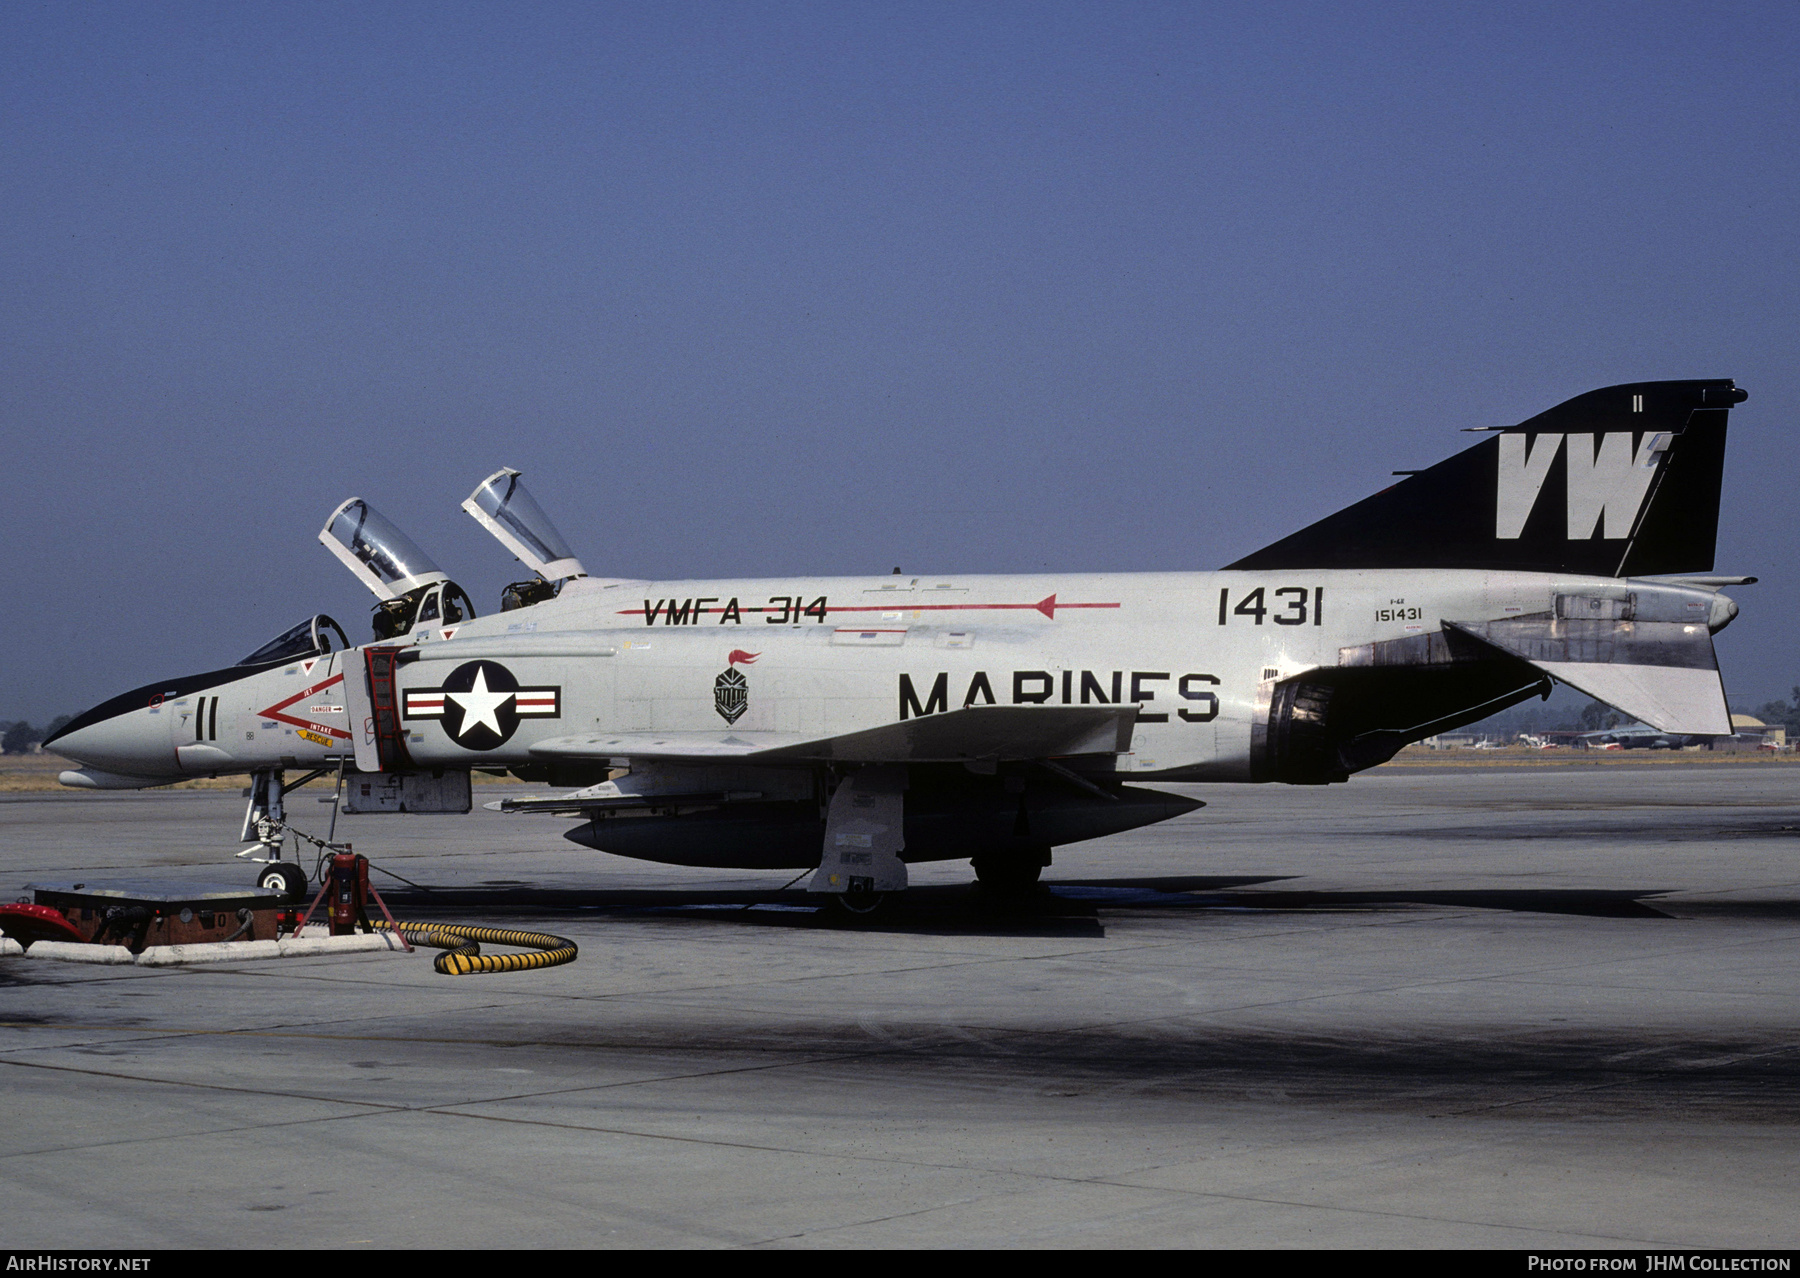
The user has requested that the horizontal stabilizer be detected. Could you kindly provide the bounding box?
[1528,662,1731,737]
[1445,618,1730,735]
[531,704,1138,766]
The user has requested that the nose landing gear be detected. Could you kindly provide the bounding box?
[236,769,304,897]
[257,861,309,902]
[237,764,348,902]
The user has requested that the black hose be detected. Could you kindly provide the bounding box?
[221,908,253,943]
[96,906,152,951]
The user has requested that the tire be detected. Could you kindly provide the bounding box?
[832,888,886,916]
[972,852,1045,896]
[257,862,308,902]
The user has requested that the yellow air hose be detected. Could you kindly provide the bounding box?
[375,921,578,976]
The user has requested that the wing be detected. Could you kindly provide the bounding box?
[527,704,1138,765]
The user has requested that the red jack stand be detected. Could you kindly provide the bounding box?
[293,847,412,951]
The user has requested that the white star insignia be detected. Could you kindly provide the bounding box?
[447,666,514,738]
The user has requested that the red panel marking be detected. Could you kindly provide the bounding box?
[255,674,352,740]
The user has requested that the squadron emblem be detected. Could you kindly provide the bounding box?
[713,668,748,724]
[401,660,560,751]
[713,650,759,724]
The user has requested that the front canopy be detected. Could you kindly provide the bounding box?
[237,615,349,666]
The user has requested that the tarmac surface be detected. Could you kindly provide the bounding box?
[1,764,1797,1249]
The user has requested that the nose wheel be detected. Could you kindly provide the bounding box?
[257,862,309,902]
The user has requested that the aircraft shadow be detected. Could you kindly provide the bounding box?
[632,1020,1800,1121]
[371,874,1703,936]
[374,875,1279,939]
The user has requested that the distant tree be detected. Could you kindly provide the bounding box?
[1753,687,1800,737]
[1578,700,1621,731]
[2,722,40,754]
[1463,695,1599,738]
[44,714,71,738]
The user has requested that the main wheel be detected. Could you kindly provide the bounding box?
[972,851,1046,897]
[257,862,308,902]
[832,888,887,916]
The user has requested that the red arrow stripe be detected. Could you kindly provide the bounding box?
[618,594,1118,620]
[256,675,352,740]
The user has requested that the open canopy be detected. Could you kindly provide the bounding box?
[319,498,449,600]
[462,468,586,582]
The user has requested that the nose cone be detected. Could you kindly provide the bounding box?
[44,685,182,779]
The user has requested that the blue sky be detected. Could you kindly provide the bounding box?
[4,2,1796,720]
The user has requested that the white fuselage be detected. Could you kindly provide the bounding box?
[104,566,1684,785]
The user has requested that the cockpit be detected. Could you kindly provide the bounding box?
[237,615,351,666]
[318,498,479,640]
[317,472,587,641]
[462,468,588,613]
[408,581,478,632]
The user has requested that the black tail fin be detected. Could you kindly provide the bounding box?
[1226,380,1745,576]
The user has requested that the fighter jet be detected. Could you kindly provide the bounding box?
[45,380,1754,910]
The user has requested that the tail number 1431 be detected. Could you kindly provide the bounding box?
[1217,586,1323,627]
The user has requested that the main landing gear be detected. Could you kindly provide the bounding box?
[809,767,909,915]
[807,768,1057,915]
[972,847,1051,898]
[832,881,887,915]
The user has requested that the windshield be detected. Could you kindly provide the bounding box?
[321,498,447,598]
[239,615,350,666]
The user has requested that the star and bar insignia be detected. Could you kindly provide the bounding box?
[401,660,560,751]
